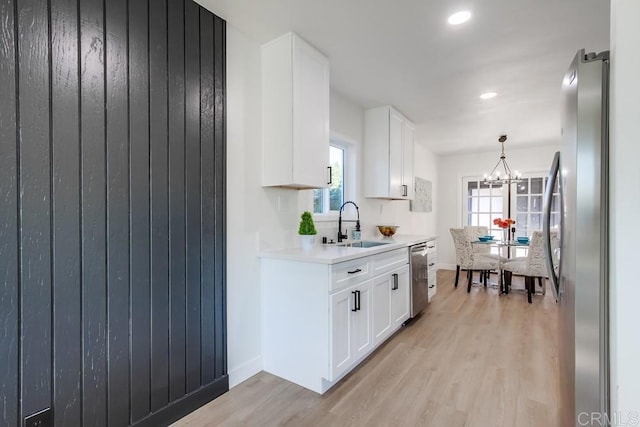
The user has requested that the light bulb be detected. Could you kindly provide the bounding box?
[448,11,471,25]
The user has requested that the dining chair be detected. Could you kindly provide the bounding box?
[450,228,501,292]
[464,225,506,283]
[501,230,559,303]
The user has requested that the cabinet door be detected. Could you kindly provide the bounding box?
[402,120,415,199]
[292,36,329,188]
[388,109,404,198]
[391,266,411,327]
[329,286,353,380]
[352,283,373,361]
[372,274,392,345]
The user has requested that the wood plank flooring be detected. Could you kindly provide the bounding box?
[173,270,560,427]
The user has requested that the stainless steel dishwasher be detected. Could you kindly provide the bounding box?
[410,242,429,317]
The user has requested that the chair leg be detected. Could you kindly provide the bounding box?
[467,269,473,293]
[526,276,532,303]
[538,277,543,294]
[504,271,511,294]
[483,270,487,287]
[454,265,460,288]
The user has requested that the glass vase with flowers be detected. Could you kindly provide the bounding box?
[493,218,516,242]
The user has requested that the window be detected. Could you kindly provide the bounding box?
[312,136,355,217]
[464,179,504,236]
[464,173,560,255]
[515,177,560,237]
[313,145,344,214]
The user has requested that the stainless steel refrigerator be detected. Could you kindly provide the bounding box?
[544,49,609,426]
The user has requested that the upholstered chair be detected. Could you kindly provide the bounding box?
[450,228,501,293]
[501,230,560,303]
[464,225,507,283]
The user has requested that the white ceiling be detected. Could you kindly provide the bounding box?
[197,0,610,154]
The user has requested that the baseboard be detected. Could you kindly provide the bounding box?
[134,376,228,427]
[229,355,262,388]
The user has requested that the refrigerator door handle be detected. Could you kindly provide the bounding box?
[543,151,561,302]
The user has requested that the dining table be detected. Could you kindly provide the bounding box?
[471,238,530,293]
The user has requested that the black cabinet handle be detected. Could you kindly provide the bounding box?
[347,268,362,274]
[427,245,435,249]
[351,291,358,312]
[428,263,435,267]
[402,184,408,197]
[356,290,361,311]
[327,166,332,185]
[429,285,435,289]
[392,273,399,290]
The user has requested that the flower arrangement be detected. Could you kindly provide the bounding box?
[493,218,516,229]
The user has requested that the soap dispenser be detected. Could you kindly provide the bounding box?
[351,219,361,240]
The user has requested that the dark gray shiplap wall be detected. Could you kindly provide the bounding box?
[0,0,227,425]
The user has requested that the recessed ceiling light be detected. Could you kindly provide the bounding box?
[480,92,498,100]
[448,11,471,25]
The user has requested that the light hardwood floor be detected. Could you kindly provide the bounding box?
[174,270,560,427]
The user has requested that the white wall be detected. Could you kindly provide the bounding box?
[225,25,439,388]
[436,144,558,269]
[609,0,640,418]
[225,25,265,387]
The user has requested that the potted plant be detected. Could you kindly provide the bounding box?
[298,211,317,250]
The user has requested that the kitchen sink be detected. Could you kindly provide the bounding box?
[349,240,390,248]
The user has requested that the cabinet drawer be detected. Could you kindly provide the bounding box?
[426,240,437,255]
[427,256,437,271]
[428,284,437,300]
[371,248,408,277]
[331,258,371,292]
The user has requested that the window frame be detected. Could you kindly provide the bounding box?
[462,171,558,257]
[311,132,357,222]
[462,176,506,237]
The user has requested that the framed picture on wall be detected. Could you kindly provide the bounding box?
[410,177,432,212]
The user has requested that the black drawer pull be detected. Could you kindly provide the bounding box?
[352,291,358,312]
[347,268,362,274]
[429,285,435,289]
[428,263,435,267]
[356,290,361,311]
[427,245,435,249]
[392,273,399,290]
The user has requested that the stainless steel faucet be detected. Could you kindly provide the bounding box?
[338,200,360,243]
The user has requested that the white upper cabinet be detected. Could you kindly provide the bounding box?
[261,32,330,189]
[364,106,415,199]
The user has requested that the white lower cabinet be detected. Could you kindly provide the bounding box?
[371,264,410,345]
[391,266,411,327]
[330,280,373,380]
[372,274,392,345]
[426,240,438,300]
[262,247,410,394]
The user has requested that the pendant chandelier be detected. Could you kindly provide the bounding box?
[483,134,522,185]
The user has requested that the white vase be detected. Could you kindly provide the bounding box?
[300,235,315,250]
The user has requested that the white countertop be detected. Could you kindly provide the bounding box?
[259,234,437,264]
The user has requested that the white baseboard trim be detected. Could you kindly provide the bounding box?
[228,355,262,388]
